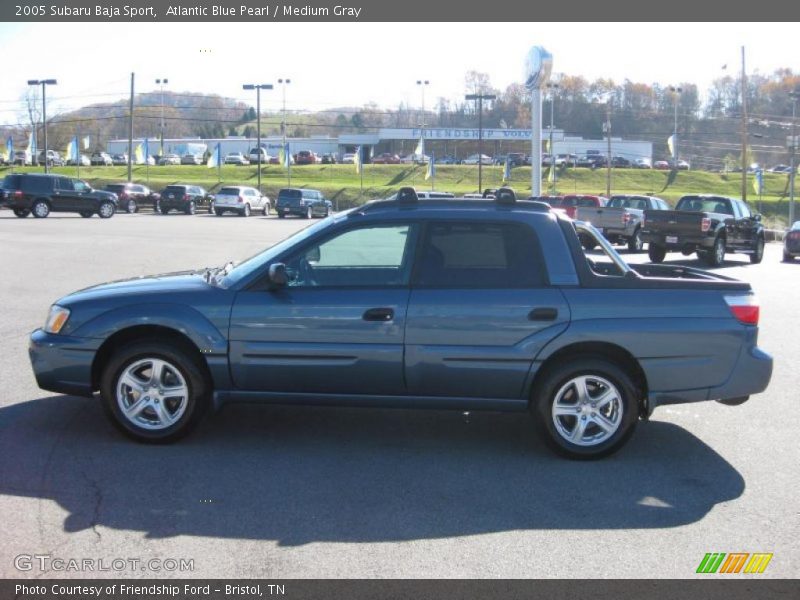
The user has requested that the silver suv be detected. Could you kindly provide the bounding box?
[213,185,271,217]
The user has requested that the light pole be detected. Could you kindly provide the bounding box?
[156,78,168,158]
[669,86,682,168]
[790,90,799,226]
[417,79,429,156]
[27,79,56,173]
[242,83,273,193]
[465,93,496,193]
[546,82,559,193]
[603,103,612,197]
[278,78,291,184]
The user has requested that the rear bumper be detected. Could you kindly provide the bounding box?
[641,231,714,249]
[160,200,190,210]
[29,329,98,397]
[647,340,773,412]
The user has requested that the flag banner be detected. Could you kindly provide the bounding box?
[4,136,12,162]
[667,135,676,159]
[354,145,362,174]
[503,156,511,182]
[143,138,149,161]
[549,165,556,182]
[753,169,764,195]
[25,131,36,162]
[82,135,90,150]
[414,136,425,158]
[134,143,144,165]
[207,143,221,168]
[65,136,78,161]
[283,143,291,168]
[425,153,435,180]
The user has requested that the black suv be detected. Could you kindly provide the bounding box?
[0,174,117,218]
[103,182,161,214]
[158,184,211,215]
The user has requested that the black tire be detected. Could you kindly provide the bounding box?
[648,244,666,263]
[750,235,764,264]
[242,203,251,217]
[99,340,210,443]
[214,208,224,217]
[580,235,597,251]
[208,201,215,214]
[160,207,170,215]
[262,204,269,216]
[532,357,640,459]
[305,205,313,219]
[705,235,725,267]
[627,228,644,253]
[79,211,93,218]
[13,208,30,218]
[186,201,196,215]
[125,199,138,214]
[278,212,285,219]
[31,199,50,218]
[783,249,794,262]
[98,201,115,219]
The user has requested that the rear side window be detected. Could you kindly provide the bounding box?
[22,176,53,194]
[2,175,22,190]
[414,222,543,288]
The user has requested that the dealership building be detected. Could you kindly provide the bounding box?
[108,127,653,162]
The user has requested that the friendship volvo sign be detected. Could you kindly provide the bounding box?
[391,128,545,141]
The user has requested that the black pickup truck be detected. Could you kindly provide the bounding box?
[641,195,765,266]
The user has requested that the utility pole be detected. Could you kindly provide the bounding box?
[278,78,291,186]
[741,46,748,202]
[417,79,430,158]
[790,90,799,226]
[604,103,612,197]
[669,85,682,167]
[546,82,559,193]
[156,78,168,158]
[243,83,273,193]
[465,92,496,193]
[127,72,134,182]
[26,79,56,173]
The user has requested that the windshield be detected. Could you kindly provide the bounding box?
[219,215,341,287]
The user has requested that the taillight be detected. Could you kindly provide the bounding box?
[238,196,244,203]
[13,190,23,198]
[788,231,800,241]
[724,294,759,325]
[701,217,711,232]
[622,213,631,224]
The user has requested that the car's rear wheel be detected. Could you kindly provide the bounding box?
[647,244,666,263]
[208,201,215,214]
[750,235,764,264]
[627,228,644,253]
[783,249,795,262]
[31,200,50,218]
[13,208,30,218]
[186,201,196,215]
[242,203,251,217]
[125,199,138,214]
[79,211,93,218]
[215,208,224,217]
[532,358,639,459]
[262,204,270,216]
[160,207,170,215]
[704,235,725,267]
[98,201,115,219]
[305,206,313,219]
[278,212,285,219]
[100,341,209,443]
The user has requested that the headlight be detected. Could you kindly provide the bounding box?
[43,305,71,334]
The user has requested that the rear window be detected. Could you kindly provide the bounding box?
[2,175,22,190]
[163,186,187,194]
[278,190,301,199]
[608,196,648,210]
[414,222,543,288]
[676,196,732,214]
[105,184,126,193]
[218,187,241,195]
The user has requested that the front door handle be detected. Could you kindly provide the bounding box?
[528,307,558,321]
[363,307,394,322]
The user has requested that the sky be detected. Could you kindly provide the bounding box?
[0,21,795,125]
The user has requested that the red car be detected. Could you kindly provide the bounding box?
[372,153,401,164]
[294,150,319,165]
[653,160,670,170]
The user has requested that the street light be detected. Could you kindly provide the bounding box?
[156,78,168,157]
[669,86,683,168]
[278,78,291,185]
[27,79,57,173]
[546,82,560,192]
[417,80,430,157]
[790,90,799,226]
[242,83,273,193]
[465,92,496,192]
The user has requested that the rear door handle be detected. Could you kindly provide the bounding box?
[363,307,394,322]
[528,307,558,321]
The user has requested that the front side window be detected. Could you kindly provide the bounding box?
[284,223,416,288]
[414,222,544,288]
[73,180,90,193]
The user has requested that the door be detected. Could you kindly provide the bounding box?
[53,177,79,211]
[733,199,757,248]
[229,222,419,394]
[405,220,570,399]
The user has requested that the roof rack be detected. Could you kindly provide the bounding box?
[494,187,517,204]
[396,186,419,204]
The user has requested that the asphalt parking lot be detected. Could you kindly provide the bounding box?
[0,210,797,579]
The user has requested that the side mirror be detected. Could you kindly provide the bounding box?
[754,213,762,222]
[268,263,288,287]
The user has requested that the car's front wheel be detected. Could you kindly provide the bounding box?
[98,201,116,219]
[262,204,270,216]
[750,235,764,264]
[100,341,209,443]
[532,358,639,459]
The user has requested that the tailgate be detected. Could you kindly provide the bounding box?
[578,206,626,229]
[643,210,703,236]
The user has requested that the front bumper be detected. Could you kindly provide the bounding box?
[29,329,98,397]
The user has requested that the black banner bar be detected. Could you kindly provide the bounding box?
[2,0,800,21]
[2,580,799,600]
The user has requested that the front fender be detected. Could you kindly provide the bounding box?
[71,303,228,356]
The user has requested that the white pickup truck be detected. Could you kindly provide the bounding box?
[578,194,671,252]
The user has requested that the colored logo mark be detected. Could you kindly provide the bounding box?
[696,553,773,574]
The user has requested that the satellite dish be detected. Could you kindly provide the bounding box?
[524,46,553,91]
